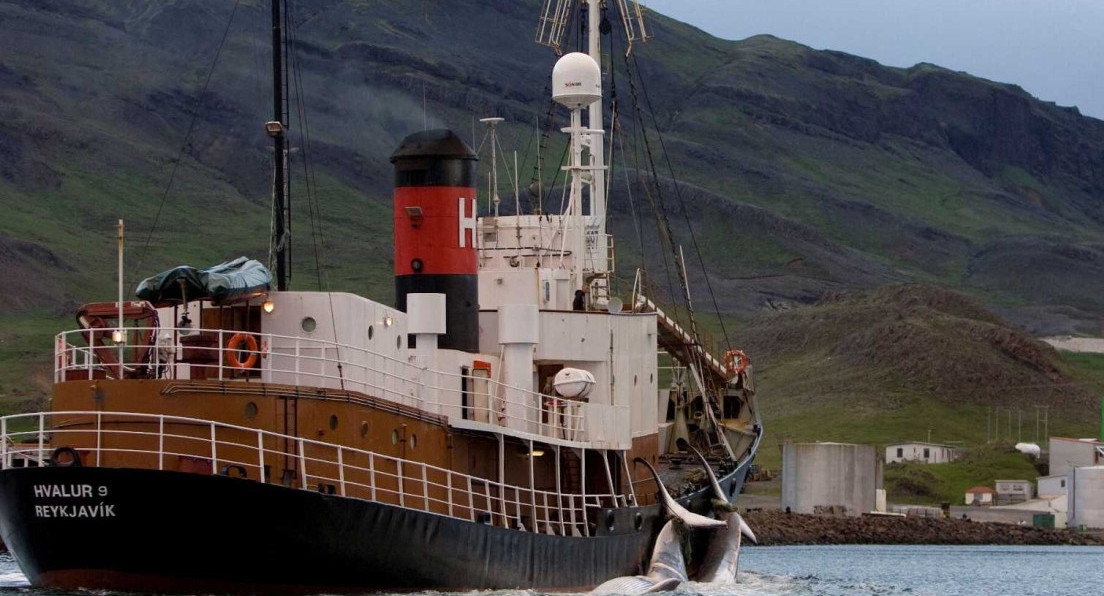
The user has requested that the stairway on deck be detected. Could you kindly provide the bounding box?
[636,295,729,390]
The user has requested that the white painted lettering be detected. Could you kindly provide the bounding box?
[458,197,477,248]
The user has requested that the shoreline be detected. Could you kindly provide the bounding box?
[744,511,1104,546]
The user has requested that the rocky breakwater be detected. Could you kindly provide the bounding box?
[745,511,1104,546]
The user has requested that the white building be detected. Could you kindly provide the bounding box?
[885,442,960,464]
[995,479,1034,504]
[965,486,994,505]
[1049,437,1104,477]
[1038,474,1068,496]
[1069,466,1104,529]
[782,442,881,517]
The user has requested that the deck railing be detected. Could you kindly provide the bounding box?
[0,411,630,536]
[55,328,599,442]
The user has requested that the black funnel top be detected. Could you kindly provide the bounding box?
[390,129,476,162]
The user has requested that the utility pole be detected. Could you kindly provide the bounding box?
[987,407,992,444]
[1007,409,1012,441]
[1017,409,1022,443]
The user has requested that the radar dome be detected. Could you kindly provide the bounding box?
[552,52,601,109]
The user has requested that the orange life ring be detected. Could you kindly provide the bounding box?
[724,349,748,375]
[226,333,260,369]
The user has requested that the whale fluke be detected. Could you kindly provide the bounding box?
[633,457,726,529]
[675,438,757,584]
[676,438,730,507]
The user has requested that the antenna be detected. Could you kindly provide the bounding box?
[480,117,505,217]
[552,52,602,291]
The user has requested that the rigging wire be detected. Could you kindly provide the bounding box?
[286,0,344,388]
[630,52,733,353]
[286,0,324,291]
[134,0,242,279]
[607,10,646,278]
[621,50,683,326]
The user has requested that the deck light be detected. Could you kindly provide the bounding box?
[529,448,545,457]
[383,315,394,327]
[111,329,125,344]
[264,121,284,137]
[263,300,275,313]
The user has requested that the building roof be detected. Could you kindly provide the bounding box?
[1050,436,1104,446]
[886,441,957,449]
[966,486,995,494]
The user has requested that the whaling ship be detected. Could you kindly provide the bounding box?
[0,1,761,592]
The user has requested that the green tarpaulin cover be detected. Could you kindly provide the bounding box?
[135,257,272,304]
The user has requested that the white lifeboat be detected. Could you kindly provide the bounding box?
[553,368,596,398]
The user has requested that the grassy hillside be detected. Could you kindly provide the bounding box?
[885,447,1041,506]
[742,285,1102,471]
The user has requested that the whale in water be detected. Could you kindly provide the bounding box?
[590,453,756,594]
[591,518,687,595]
[678,438,757,583]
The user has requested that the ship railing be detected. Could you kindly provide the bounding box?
[583,233,615,274]
[0,411,627,536]
[54,327,591,442]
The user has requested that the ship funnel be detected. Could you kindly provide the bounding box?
[390,129,479,352]
[552,52,601,108]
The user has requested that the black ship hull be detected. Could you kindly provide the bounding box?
[0,463,748,593]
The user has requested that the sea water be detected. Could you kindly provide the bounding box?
[0,545,1099,596]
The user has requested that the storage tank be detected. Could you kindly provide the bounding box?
[1069,466,1104,529]
[391,129,478,351]
[782,442,880,517]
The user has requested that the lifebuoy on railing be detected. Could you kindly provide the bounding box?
[225,333,260,369]
[49,446,82,468]
[724,349,748,376]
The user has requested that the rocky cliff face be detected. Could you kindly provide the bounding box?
[3,1,1104,334]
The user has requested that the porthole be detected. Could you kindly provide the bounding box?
[368,325,374,340]
[409,434,417,450]
[633,374,638,386]
[396,335,402,350]
[650,373,654,383]
[360,421,369,438]
[328,414,338,431]
[245,401,258,420]
[391,429,399,445]
[605,511,616,532]
[634,512,644,531]
[301,317,317,333]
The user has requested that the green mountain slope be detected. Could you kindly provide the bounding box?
[3,0,1104,435]
[739,285,1101,469]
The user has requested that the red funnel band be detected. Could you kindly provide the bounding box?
[394,186,478,276]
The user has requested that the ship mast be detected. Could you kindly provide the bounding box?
[585,0,606,277]
[267,0,289,291]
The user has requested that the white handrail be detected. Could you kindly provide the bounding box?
[54,327,606,442]
[0,411,630,535]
